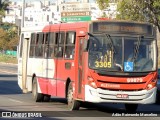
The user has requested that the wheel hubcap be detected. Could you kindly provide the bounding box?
[68,87,73,107]
[33,82,36,97]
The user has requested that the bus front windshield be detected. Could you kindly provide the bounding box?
[88,34,156,72]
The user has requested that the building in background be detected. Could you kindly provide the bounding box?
[2,0,118,27]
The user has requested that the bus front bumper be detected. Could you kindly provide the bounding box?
[85,85,157,104]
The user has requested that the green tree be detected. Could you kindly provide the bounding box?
[116,0,144,21]
[96,0,110,10]
[116,0,160,32]
[96,0,115,17]
[0,25,18,50]
[96,0,119,12]
[7,26,19,50]
[0,0,10,23]
[0,28,8,50]
[96,0,160,32]
[7,35,19,50]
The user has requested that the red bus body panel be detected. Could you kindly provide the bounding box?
[37,22,89,98]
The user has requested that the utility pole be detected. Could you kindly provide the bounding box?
[21,0,28,93]
[21,0,25,28]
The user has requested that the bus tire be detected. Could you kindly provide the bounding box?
[67,82,80,110]
[125,104,138,112]
[32,77,44,102]
[43,94,51,102]
[156,90,160,104]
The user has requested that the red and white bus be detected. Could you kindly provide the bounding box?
[18,20,158,112]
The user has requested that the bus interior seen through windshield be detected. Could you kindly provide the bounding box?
[88,34,155,73]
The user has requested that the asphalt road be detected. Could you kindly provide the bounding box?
[0,63,160,120]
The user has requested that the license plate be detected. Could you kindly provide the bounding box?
[116,94,128,99]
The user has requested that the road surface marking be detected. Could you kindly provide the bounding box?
[9,98,23,103]
[0,70,17,74]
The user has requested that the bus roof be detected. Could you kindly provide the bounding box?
[43,22,89,32]
[21,26,45,33]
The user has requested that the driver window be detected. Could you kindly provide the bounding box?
[64,31,76,59]
[124,39,134,61]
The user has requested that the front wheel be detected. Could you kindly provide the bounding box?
[125,104,138,112]
[32,77,44,102]
[43,94,51,102]
[67,82,80,110]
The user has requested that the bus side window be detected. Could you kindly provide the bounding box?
[35,32,44,58]
[64,32,76,59]
[44,33,49,58]
[54,32,65,58]
[29,33,36,57]
[48,32,54,58]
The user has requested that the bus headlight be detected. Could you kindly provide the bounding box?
[146,79,157,90]
[87,76,97,89]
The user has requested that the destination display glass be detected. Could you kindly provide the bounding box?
[92,21,153,36]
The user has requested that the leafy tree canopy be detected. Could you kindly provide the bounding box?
[96,0,110,10]
[96,0,160,32]
[0,1,18,51]
[0,25,18,50]
[0,0,10,22]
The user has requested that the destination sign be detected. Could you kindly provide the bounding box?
[60,3,90,12]
[92,21,153,35]
[61,16,91,22]
[61,11,91,17]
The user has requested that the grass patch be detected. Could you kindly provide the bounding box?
[0,54,17,64]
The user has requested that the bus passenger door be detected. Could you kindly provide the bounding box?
[77,37,85,99]
[21,37,29,93]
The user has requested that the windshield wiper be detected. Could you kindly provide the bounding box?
[133,36,143,62]
[87,33,116,55]
[105,34,116,54]
[87,33,100,43]
[88,33,94,37]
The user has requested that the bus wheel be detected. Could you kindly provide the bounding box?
[156,90,160,104]
[32,77,44,102]
[43,94,51,102]
[125,104,138,112]
[67,82,80,110]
